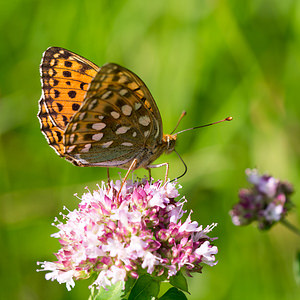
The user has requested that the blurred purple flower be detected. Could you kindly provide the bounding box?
[230,169,294,230]
[37,179,218,291]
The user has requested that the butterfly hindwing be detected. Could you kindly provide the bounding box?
[85,63,163,135]
[64,80,157,165]
[87,63,163,144]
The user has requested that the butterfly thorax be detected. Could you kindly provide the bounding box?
[131,134,176,170]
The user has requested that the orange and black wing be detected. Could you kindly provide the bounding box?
[38,47,99,156]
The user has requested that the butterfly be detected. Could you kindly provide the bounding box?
[38,47,179,181]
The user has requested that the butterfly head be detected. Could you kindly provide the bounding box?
[162,134,177,154]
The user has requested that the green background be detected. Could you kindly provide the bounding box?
[1,0,300,299]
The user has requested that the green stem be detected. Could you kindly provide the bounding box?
[280,219,300,237]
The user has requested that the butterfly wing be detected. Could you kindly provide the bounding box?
[63,63,163,168]
[85,63,163,138]
[38,98,65,156]
[38,47,99,155]
[39,47,99,129]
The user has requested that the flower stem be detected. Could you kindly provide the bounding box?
[280,219,300,237]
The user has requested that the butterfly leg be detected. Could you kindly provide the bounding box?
[147,162,169,183]
[107,168,111,188]
[147,168,152,182]
[116,159,138,199]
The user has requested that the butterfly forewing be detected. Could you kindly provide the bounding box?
[38,99,65,156]
[40,47,99,129]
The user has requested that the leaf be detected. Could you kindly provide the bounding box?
[89,282,124,300]
[128,274,160,300]
[294,250,300,284]
[169,271,189,293]
[159,287,188,300]
[123,277,137,297]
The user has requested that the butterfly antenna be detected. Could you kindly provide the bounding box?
[170,111,187,134]
[171,149,187,182]
[175,116,233,135]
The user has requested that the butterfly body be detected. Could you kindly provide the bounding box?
[38,47,176,172]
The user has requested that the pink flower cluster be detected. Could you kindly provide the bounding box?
[37,179,218,291]
[230,169,293,230]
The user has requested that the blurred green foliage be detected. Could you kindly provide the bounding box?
[0,0,300,299]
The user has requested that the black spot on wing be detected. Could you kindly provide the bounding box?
[80,82,86,90]
[62,115,68,126]
[55,131,63,142]
[64,61,72,68]
[57,103,63,112]
[54,89,60,98]
[68,91,77,98]
[63,71,72,77]
[72,103,80,111]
